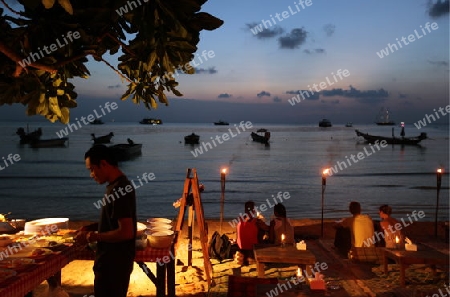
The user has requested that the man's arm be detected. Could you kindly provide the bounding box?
[87,217,135,243]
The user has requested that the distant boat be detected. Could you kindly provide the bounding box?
[375,108,395,126]
[184,133,200,144]
[345,122,353,127]
[89,119,104,125]
[92,132,114,144]
[251,129,270,144]
[319,119,332,127]
[16,126,42,144]
[140,118,162,125]
[214,120,229,126]
[355,129,427,145]
[109,138,142,161]
[30,137,68,148]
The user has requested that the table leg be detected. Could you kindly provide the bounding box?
[257,261,265,278]
[167,258,176,297]
[156,262,167,297]
[383,253,388,274]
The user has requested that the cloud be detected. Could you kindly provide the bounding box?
[273,96,282,103]
[194,67,218,74]
[257,91,271,98]
[398,93,408,99]
[278,28,308,49]
[427,60,449,67]
[218,93,232,99]
[323,24,336,37]
[246,23,284,38]
[303,48,326,54]
[285,90,320,100]
[107,84,121,89]
[321,86,388,99]
[428,0,449,18]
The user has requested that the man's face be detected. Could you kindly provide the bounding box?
[85,157,106,184]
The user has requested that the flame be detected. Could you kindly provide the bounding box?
[221,168,227,174]
[297,268,302,277]
[437,168,443,174]
[322,168,329,175]
[281,233,285,242]
[395,235,400,244]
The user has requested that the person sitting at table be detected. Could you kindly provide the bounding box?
[379,204,404,248]
[334,201,375,254]
[269,203,295,245]
[236,200,269,265]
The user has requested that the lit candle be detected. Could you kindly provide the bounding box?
[256,211,260,218]
[281,233,285,243]
[395,236,400,244]
[297,267,302,277]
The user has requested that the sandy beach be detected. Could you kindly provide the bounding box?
[29,218,449,297]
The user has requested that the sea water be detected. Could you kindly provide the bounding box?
[0,122,448,223]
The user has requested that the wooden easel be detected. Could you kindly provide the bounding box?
[174,168,213,287]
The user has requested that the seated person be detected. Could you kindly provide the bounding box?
[269,203,295,245]
[236,201,269,264]
[379,204,404,248]
[335,201,374,254]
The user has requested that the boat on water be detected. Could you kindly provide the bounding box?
[345,122,353,127]
[140,118,162,125]
[214,120,229,125]
[89,119,104,125]
[355,129,427,145]
[319,119,332,127]
[109,138,142,161]
[16,127,42,144]
[30,137,68,148]
[184,133,200,144]
[375,107,395,126]
[92,132,114,144]
[251,129,270,144]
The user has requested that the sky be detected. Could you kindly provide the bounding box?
[1,0,449,124]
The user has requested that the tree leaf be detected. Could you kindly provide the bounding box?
[41,0,56,9]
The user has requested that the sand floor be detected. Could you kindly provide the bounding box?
[30,219,449,297]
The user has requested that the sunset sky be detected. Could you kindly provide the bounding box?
[1,0,449,124]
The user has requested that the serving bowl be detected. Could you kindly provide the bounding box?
[136,222,147,237]
[146,218,172,224]
[147,230,174,248]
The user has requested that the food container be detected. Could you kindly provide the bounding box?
[136,222,147,237]
[147,218,172,224]
[0,235,12,247]
[147,230,175,248]
[135,235,148,250]
[24,218,69,235]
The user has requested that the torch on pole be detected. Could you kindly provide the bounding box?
[220,168,227,234]
[434,168,443,238]
[321,168,329,238]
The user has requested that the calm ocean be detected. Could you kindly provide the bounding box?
[0,121,448,224]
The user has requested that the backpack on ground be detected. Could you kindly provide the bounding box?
[208,231,232,262]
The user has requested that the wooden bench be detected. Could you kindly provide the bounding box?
[349,247,385,264]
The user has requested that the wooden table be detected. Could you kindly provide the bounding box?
[0,243,85,297]
[77,242,176,297]
[253,244,317,278]
[383,248,449,287]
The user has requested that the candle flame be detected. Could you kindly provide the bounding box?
[297,268,302,277]
[437,168,443,174]
[395,235,400,244]
[322,168,329,175]
[281,233,285,242]
[221,168,227,174]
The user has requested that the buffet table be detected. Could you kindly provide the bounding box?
[0,243,85,297]
[76,242,177,297]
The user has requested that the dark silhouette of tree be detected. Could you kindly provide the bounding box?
[0,0,223,123]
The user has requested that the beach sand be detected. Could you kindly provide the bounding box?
[31,218,449,297]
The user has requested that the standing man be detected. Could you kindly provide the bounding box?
[76,144,137,297]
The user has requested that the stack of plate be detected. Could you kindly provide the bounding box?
[145,218,174,248]
[24,218,69,235]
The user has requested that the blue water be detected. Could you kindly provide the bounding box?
[0,121,448,223]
